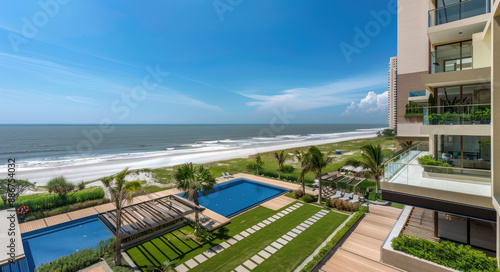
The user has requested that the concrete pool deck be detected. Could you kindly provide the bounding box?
[19,173,302,234]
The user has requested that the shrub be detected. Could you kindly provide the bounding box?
[417,155,452,173]
[47,176,75,199]
[329,198,360,212]
[124,180,142,191]
[281,164,295,173]
[15,187,105,213]
[246,162,258,171]
[294,189,304,199]
[36,238,115,272]
[302,194,314,203]
[77,181,86,191]
[392,234,499,272]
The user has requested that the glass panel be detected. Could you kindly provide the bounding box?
[438,213,467,244]
[470,218,496,251]
[430,0,490,27]
[437,135,461,167]
[435,43,462,73]
[463,136,491,170]
[461,40,473,70]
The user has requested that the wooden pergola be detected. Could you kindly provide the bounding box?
[98,195,197,246]
[321,171,366,189]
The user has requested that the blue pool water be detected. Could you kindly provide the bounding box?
[178,178,289,217]
[2,215,113,272]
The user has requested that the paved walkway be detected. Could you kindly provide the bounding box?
[318,205,404,272]
[175,202,305,272]
[260,195,296,210]
[234,208,330,272]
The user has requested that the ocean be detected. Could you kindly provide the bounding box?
[0,124,387,170]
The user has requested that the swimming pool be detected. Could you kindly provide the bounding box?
[2,215,113,272]
[177,178,289,217]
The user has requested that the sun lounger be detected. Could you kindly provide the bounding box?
[221,173,229,179]
[225,172,234,178]
[340,192,353,201]
[330,191,343,199]
[349,194,360,204]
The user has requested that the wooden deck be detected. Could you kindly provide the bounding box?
[229,173,318,196]
[260,195,295,210]
[318,205,405,272]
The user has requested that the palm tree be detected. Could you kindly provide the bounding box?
[101,168,139,266]
[307,146,332,203]
[175,163,216,230]
[295,150,312,193]
[255,154,264,175]
[274,150,288,180]
[400,140,414,149]
[345,144,387,196]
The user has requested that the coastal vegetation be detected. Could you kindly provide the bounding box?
[345,144,388,195]
[1,136,396,221]
[273,150,288,180]
[102,168,140,266]
[175,162,217,229]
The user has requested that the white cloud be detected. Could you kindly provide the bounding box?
[65,96,98,106]
[342,91,388,116]
[241,75,386,114]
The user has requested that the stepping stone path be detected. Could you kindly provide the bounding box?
[178,202,304,271]
[240,208,330,271]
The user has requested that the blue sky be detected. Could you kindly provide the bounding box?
[0,1,396,124]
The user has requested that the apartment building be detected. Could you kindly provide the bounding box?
[388,56,398,130]
[382,0,499,263]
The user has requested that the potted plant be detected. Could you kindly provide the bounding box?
[474,107,491,124]
[442,112,460,125]
[427,113,442,125]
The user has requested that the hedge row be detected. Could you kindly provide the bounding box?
[392,234,499,272]
[36,238,115,272]
[15,187,104,213]
[299,210,365,272]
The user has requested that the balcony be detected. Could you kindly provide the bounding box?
[383,147,492,209]
[422,104,491,125]
[429,0,491,27]
[409,91,426,97]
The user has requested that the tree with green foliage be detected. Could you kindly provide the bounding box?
[0,179,36,206]
[295,150,312,193]
[346,144,387,195]
[307,146,332,203]
[47,176,75,199]
[255,154,264,175]
[273,150,288,180]
[175,162,216,229]
[400,140,415,149]
[102,168,138,266]
[382,128,396,137]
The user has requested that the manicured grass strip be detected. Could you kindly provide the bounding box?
[299,210,364,272]
[254,211,348,272]
[189,204,331,272]
[127,205,277,271]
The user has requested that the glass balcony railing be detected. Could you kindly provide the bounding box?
[383,161,491,197]
[409,90,426,97]
[429,0,491,27]
[423,104,491,125]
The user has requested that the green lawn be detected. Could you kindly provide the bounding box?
[126,202,349,272]
[191,204,347,272]
[127,205,277,271]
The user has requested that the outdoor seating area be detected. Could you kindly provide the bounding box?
[221,172,234,179]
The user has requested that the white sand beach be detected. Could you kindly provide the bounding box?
[3,134,377,185]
